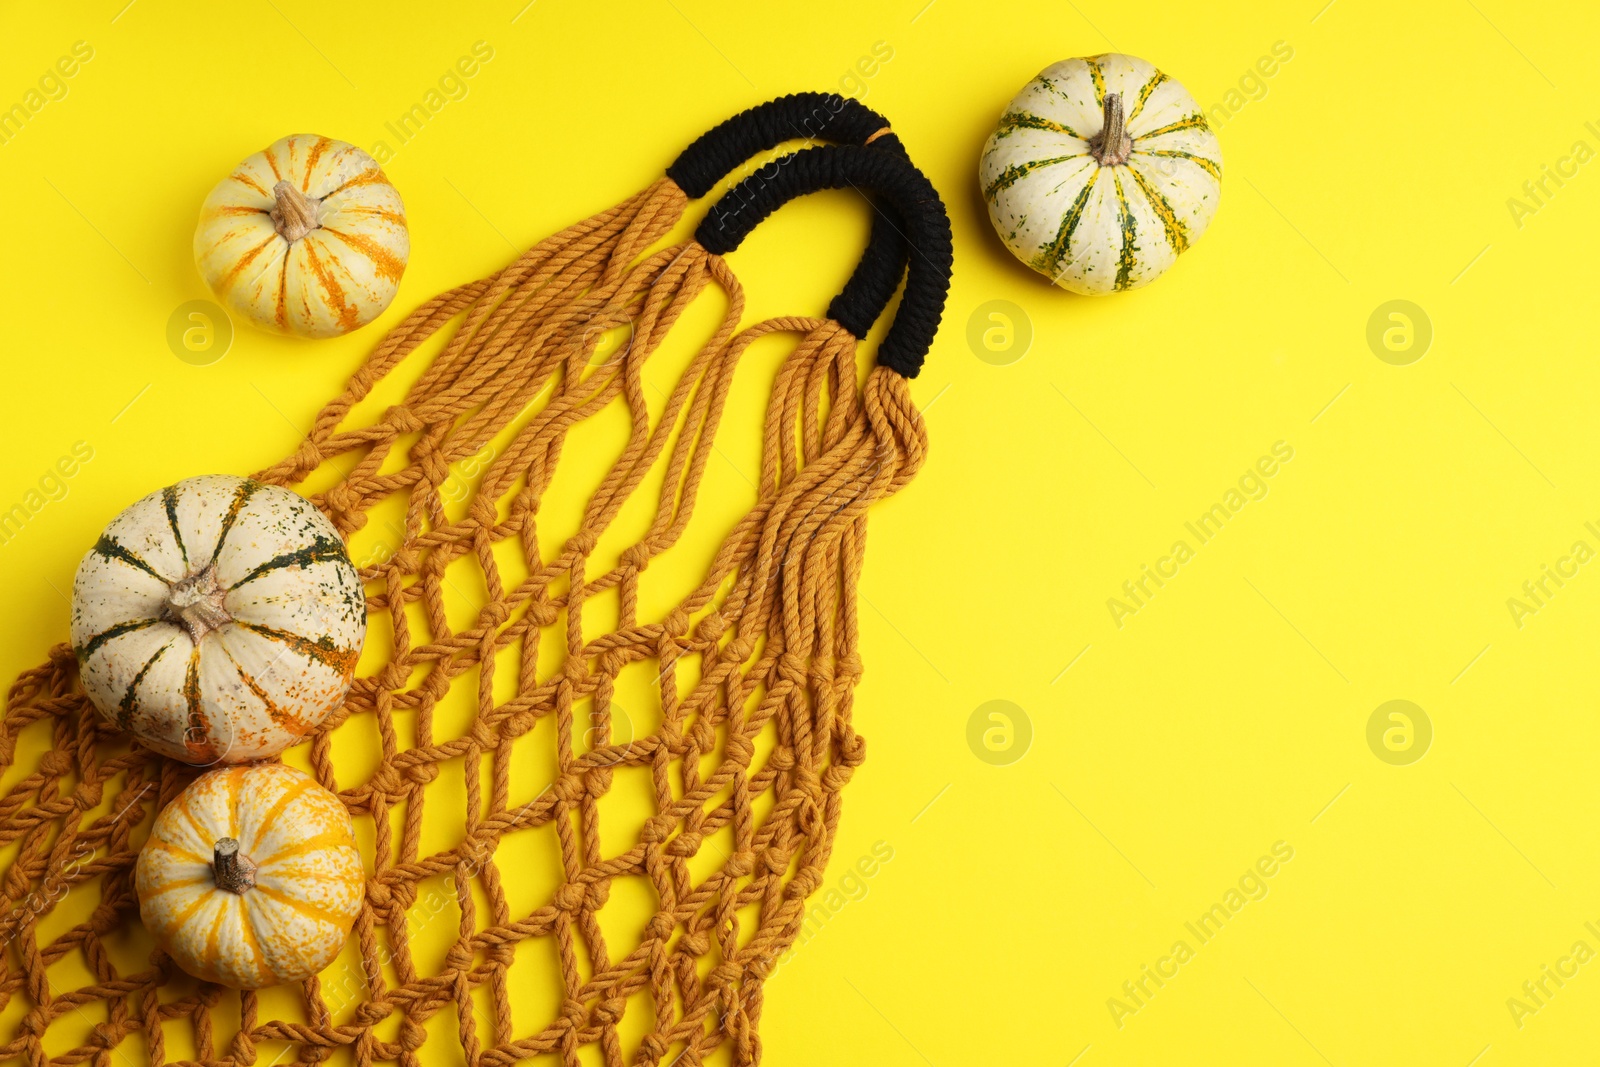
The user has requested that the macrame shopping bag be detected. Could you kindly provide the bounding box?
[0,99,951,1067]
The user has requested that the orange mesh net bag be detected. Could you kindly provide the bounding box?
[0,97,951,1067]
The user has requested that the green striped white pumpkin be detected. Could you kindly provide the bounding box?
[70,475,365,765]
[980,54,1222,294]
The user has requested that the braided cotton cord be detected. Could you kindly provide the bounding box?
[0,130,944,1067]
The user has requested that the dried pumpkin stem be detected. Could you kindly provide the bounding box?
[1090,92,1132,166]
[212,837,257,894]
[165,568,232,643]
[271,180,321,242]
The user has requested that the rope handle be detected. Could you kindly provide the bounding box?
[666,94,912,340]
[666,93,892,198]
[693,145,953,379]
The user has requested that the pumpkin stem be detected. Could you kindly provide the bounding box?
[271,180,321,242]
[213,837,257,894]
[1090,92,1133,166]
[165,568,232,643]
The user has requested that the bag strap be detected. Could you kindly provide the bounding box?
[667,95,912,341]
[666,93,892,198]
[694,144,952,379]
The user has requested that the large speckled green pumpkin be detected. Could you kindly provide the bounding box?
[980,53,1223,294]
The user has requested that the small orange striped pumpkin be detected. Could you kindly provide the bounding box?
[70,474,366,765]
[136,763,365,989]
[194,134,409,337]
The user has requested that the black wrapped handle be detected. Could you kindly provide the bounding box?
[694,145,952,379]
[667,94,912,339]
[666,93,891,198]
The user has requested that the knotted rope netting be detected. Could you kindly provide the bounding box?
[0,95,951,1067]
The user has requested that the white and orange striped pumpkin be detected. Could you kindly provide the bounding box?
[194,134,409,337]
[980,54,1223,294]
[136,763,365,989]
[70,475,365,765]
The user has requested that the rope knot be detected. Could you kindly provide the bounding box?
[821,765,855,792]
[397,1023,427,1052]
[531,598,559,627]
[368,879,416,912]
[595,997,627,1026]
[479,599,512,631]
[469,495,498,528]
[384,405,425,434]
[641,814,675,844]
[386,546,420,573]
[723,733,755,767]
[353,999,391,1027]
[657,718,684,750]
[322,484,367,529]
[689,719,717,753]
[666,831,702,858]
[661,607,690,637]
[696,612,727,644]
[639,1033,670,1064]
[459,838,492,875]
[776,652,809,687]
[404,761,440,786]
[784,868,821,899]
[367,764,402,799]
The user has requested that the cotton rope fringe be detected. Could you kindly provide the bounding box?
[0,103,951,1067]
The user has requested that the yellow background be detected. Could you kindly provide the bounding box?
[1,0,1597,1064]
